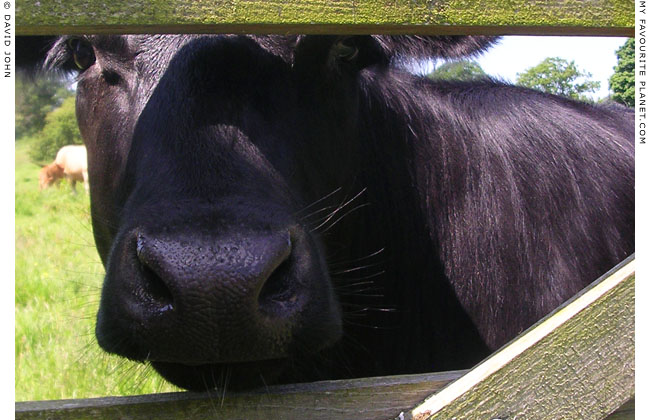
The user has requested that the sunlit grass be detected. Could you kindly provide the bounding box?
[15,139,179,401]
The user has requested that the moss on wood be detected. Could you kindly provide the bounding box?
[17,0,633,35]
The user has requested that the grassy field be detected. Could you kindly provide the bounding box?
[15,139,178,401]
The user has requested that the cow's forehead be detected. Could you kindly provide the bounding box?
[117,34,296,86]
[127,34,296,64]
[127,35,192,82]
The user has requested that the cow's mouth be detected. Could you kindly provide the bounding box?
[150,358,289,391]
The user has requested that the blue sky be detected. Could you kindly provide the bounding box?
[420,35,629,100]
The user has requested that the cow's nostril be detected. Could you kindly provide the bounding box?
[139,263,175,311]
[136,233,175,312]
[257,258,296,315]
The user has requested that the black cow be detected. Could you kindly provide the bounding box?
[22,34,634,391]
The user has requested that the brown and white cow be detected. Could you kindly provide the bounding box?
[39,145,89,193]
[38,161,64,190]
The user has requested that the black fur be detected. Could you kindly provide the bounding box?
[20,34,633,391]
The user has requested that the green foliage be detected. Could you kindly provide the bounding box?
[609,38,634,107]
[515,57,600,101]
[597,95,614,104]
[16,71,73,140]
[15,140,178,400]
[28,96,83,165]
[428,60,487,81]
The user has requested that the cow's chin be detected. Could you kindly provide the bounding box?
[150,359,289,392]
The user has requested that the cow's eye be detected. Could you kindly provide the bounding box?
[333,38,359,62]
[67,38,96,71]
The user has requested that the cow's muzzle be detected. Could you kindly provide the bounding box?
[95,222,342,389]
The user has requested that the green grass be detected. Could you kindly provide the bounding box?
[15,139,179,401]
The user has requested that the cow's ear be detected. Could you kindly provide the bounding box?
[371,35,499,61]
[292,35,498,74]
[17,36,59,73]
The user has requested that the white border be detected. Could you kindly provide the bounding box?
[2,0,15,417]
[636,1,647,416]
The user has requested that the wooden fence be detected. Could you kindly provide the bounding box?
[16,1,635,419]
[16,256,635,419]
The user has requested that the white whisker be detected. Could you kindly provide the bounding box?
[294,186,343,216]
[311,187,367,232]
[319,202,371,234]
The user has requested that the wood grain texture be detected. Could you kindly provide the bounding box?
[15,370,465,420]
[16,0,633,35]
[14,375,634,419]
[408,256,635,420]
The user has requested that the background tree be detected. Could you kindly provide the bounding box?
[608,38,634,107]
[29,96,83,164]
[515,57,600,101]
[428,60,487,81]
[16,71,73,140]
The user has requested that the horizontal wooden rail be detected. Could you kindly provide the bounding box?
[17,0,633,36]
[14,376,634,420]
[16,256,635,419]
[15,371,464,420]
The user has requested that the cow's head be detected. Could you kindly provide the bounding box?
[33,34,495,390]
[38,162,64,190]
